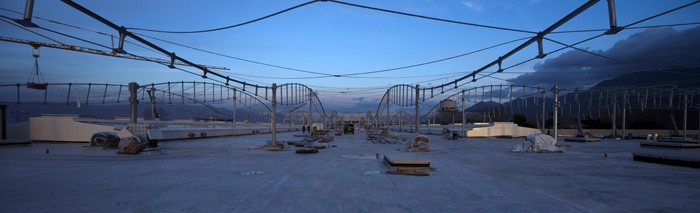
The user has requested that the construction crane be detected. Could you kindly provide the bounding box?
[0,36,230,70]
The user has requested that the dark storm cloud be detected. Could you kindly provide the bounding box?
[509,26,700,88]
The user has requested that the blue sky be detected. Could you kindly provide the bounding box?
[1,0,699,112]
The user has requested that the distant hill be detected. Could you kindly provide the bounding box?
[466,101,501,111]
[459,67,700,128]
[593,67,700,89]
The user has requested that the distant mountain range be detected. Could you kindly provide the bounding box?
[593,67,700,89]
[4,68,698,127]
[455,67,700,128]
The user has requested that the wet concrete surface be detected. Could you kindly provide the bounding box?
[1,131,699,212]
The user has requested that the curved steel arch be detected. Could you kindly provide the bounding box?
[143,81,271,112]
[277,83,328,125]
[374,84,420,132]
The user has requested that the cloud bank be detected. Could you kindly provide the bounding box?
[509,26,700,88]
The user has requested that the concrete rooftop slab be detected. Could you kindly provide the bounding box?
[1,132,699,212]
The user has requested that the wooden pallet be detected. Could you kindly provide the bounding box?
[383,153,431,172]
[632,152,700,168]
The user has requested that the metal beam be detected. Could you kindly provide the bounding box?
[14,0,39,27]
[452,0,601,86]
[60,0,240,83]
[0,36,229,70]
[605,0,623,34]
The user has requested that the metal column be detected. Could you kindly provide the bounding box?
[542,90,546,133]
[270,83,277,146]
[683,92,688,140]
[552,86,560,143]
[622,90,627,139]
[461,90,465,137]
[612,95,617,138]
[129,82,139,123]
[415,84,420,133]
[309,88,313,127]
[233,88,237,136]
[386,90,390,128]
[15,0,38,27]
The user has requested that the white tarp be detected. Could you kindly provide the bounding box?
[512,133,562,153]
[402,135,430,152]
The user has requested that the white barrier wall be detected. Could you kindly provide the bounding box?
[30,115,118,142]
[465,122,540,138]
[394,122,540,138]
[29,115,301,142]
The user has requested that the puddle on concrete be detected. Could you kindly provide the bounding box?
[342,153,380,160]
[362,170,383,176]
[142,148,166,154]
[240,171,264,175]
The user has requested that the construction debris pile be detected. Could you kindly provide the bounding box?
[366,128,402,144]
[89,127,154,155]
[512,133,563,153]
[89,132,120,148]
[118,136,146,155]
[441,128,459,140]
[402,135,430,152]
[286,132,335,154]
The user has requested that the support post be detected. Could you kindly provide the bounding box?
[415,84,420,133]
[167,82,171,104]
[386,90,390,128]
[612,94,617,139]
[605,0,622,34]
[43,85,48,105]
[16,84,20,104]
[398,112,403,132]
[536,33,546,59]
[233,88,237,136]
[66,83,72,105]
[85,83,92,105]
[14,0,39,27]
[552,85,560,143]
[461,90,465,137]
[129,82,139,123]
[542,89,546,133]
[622,90,627,139]
[309,88,313,127]
[270,83,278,146]
[102,84,108,104]
[148,88,157,119]
[683,92,688,140]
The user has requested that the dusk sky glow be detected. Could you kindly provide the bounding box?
[1,0,699,112]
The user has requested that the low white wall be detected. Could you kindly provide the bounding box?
[30,116,118,142]
[554,128,699,139]
[392,122,540,138]
[465,122,540,138]
[28,115,302,142]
